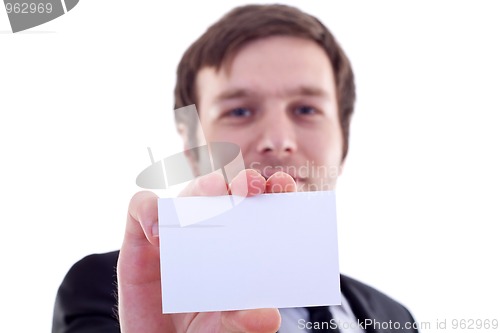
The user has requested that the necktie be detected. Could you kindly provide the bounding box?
[305,306,340,333]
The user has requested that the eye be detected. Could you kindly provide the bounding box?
[294,105,318,116]
[227,107,252,118]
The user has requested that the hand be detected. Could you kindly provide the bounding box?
[117,170,296,333]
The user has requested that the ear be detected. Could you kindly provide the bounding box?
[184,145,200,177]
[177,122,200,176]
[176,122,189,146]
[338,159,345,178]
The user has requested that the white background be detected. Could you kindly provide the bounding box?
[1,1,499,332]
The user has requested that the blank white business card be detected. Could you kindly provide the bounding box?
[158,191,341,313]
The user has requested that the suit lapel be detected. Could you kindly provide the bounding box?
[340,275,380,333]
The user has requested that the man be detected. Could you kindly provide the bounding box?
[53,4,418,333]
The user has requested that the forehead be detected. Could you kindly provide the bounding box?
[196,36,336,102]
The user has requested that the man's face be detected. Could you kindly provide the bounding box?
[196,36,343,191]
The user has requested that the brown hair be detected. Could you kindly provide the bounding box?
[174,4,355,160]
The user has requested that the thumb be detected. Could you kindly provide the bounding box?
[221,308,281,333]
[124,190,159,247]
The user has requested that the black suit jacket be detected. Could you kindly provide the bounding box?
[52,251,418,333]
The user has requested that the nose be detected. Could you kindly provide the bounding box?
[256,108,297,157]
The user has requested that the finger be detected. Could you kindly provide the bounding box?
[125,190,160,247]
[118,191,162,305]
[179,171,229,197]
[229,169,266,196]
[221,308,281,333]
[265,171,297,193]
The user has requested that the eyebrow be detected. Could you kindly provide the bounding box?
[215,85,331,102]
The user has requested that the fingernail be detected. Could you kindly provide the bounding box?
[152,222,159,238]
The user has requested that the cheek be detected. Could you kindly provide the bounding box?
[207,129,247,144]
[300,131,343,165]
[229,134,254,164]
[203,126,255,154]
